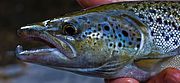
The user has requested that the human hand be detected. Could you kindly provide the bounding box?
[76,0,180,83]
[77,0,138,8]
[147,68,180,83]
[104,68,180,83]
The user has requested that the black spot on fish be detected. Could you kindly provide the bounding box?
[97,33,100,36]
[94,43,97,45]
[148,16,153,22]
[149,9,156,14]
[172,22,177,28]
[162,32,165,36]
[137,38,141,41]
[118,42,122,47]
[93,30,96,32]
[87,36,91,39]
[88,27,91,30]
[104,25,110,31]
[137,44,140,48]
[116,26,119,29]
[162,8,167,13]
[168,28,171,32]
[82,34,86,38]
[132,33,136,36]
[168,21,171,25]
[172,11,177,16]
[122,30,129,37]
[113,44,116,48]
[123,44,126,47]
[118,34,122,38]
[171,5,175,9]
[131,38,134,41]
[165,36,169,41]
[174,40,178,45]
[170,34,174,37]
[98,24,101,26]
[123,40,125,43]
[109,43,113,47]
[138,14,145,19]
[129,42,132,45]
[164,20,168,25]
[113,29,115,33]
[151,31,155,36]
[156,18,162,24]
[88,32,92,34]
[85,32,88,35]
[107,36,110,38]
[98,27,101,31]
[115,35,117,39]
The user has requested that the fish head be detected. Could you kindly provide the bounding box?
[16,12,137,78]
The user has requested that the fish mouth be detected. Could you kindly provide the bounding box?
[16,25,77,60]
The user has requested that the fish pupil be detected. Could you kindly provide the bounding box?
[64,25,76,36]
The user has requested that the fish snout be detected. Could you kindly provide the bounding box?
[17,25,46,38]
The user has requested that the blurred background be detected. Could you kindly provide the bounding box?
[0,0,103,83]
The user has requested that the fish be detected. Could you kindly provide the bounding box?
[15,1,180,81]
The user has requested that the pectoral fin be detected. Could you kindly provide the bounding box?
[140,46,180,60]
[155,55,180,72]
[134,54,180,72]
[134,58,161,71]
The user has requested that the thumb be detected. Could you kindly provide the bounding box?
[147,68,180,83]
[105,78,139,83]
[76,0,120,8]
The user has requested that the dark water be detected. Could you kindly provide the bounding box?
[0,0,103,83]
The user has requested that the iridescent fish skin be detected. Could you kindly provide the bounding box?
[16,1,180,81]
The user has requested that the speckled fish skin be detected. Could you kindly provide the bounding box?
[16,1,180,81]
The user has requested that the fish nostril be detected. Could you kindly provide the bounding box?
[17,29,27,37]
[17,28,32,37]
[17,25,46,37]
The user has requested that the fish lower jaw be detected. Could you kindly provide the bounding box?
[15,45,69,61]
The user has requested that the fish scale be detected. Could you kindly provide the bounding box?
[126,2,180,53]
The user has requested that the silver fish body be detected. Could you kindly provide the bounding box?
[16,1,180,81]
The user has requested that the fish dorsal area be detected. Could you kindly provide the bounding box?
[74,13,142,56]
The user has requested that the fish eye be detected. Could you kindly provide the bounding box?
[63,24,77,36]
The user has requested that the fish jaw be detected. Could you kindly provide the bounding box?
[16,46,69,65]
[16,25,78,66]
[16,25,77,59]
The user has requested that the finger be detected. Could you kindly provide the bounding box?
[105,78,139,83]
[76,0,123,8]
[147,68,180,83]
